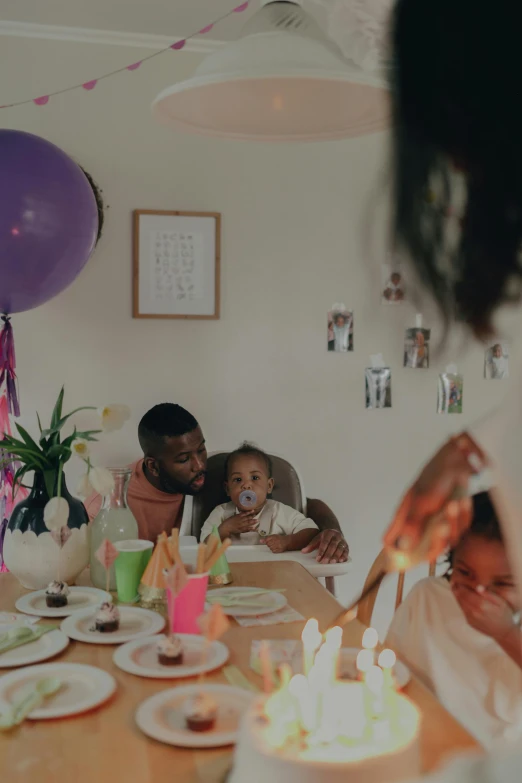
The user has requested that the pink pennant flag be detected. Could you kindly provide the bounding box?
[234,2,249,12]
[95,538,119,570]
[171,39,186,50]
[82,80,98,91]
[164,563,188,597]
[199,24,214,34]
[198,604,230,642]
[127,62,142,71]
[33,96,49,106]
[51,526,72,549]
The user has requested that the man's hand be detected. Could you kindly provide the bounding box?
[453,584,515,641]
[302,529,349,564]
[219,511,258,539]
[261,534,291,553]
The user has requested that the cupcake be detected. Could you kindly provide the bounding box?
[183,692,218,732]
[45,581,69,608]
[94,601,120,633]
[157,635,184,666]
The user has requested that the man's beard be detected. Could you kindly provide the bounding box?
[157,464,206,496]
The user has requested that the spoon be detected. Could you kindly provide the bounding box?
[0,677,61,730]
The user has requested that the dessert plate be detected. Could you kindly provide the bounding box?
[15,587,111,619]
[113,634,229,679]
[0,662,116,719]
[135,683,252,748]
[0,630,69,668]
[61,606,164,645]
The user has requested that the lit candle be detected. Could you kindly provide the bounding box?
[361,626,379,667]
[301,618,322,676]
[366,664,385,718]
[259,640,273,694]
[378,648,399,727]
[378,648,397,690]
[366,664,384,694]
[323,625,343,683]
[356,648,374,677]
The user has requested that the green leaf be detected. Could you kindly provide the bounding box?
[43,470,56,499]
[47,444,69,460]
[50,387,65,431]
[12,466,29,502]
[36,413,43,435]
[15,424,43,455]
[54,407,96,432]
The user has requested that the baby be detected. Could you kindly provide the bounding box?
[489,343,509,379]
[200,442,318,553]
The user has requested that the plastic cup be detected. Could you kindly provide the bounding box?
[114,540,153,603]
[167,569,209,634]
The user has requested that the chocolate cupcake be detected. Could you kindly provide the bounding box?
[94,601,120,633]
[157,635,184,666]
[45,581,69,608]
[183,693,218,732]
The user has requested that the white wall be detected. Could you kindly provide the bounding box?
[0,36,515,633]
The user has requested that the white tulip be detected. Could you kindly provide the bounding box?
[44,497,70,531]
[72,439,90,459]
[99,404,131,433]
[89,466,114,496]
[76,472,94,499]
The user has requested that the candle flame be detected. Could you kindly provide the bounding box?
[302,618,322,649]
[324,625,343,650]
[362,627,379,650]
[378,649,397,669]
[356,649,374,673]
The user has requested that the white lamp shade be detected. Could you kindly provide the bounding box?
[152,1,389,142]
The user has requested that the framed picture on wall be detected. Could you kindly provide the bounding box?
[133,210,221,319]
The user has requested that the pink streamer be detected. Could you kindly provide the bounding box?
[0,318,19,417]
[0,3,251,110]
[0,391,28,573]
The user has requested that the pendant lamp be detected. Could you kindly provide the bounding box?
[152,0,389,142]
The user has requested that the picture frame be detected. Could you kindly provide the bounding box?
[133,210,221,319]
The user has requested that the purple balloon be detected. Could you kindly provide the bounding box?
[0,130,99,314]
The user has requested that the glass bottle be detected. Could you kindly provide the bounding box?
[90,468,138,590]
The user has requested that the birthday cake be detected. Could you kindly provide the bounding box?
[230,622,421,783]
[230,684,420,783]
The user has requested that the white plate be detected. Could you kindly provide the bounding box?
[15,587,112,618]
[338,648,411,688]
[61,606,165,645]
[207,587,287,617]
[0,630,69,668]
[0,662,116,719]
[113,634,229,679]
[135,683,253,748]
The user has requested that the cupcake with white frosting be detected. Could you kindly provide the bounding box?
[183,692,218,732]
[45,580,70,608]
[157,634,184,666]
[94,601,120,633]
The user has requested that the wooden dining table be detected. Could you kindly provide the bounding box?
[1,562,480,783]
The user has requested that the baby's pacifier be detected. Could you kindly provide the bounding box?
[239,490,257,509]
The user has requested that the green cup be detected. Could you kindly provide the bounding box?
[114,540,154,603]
